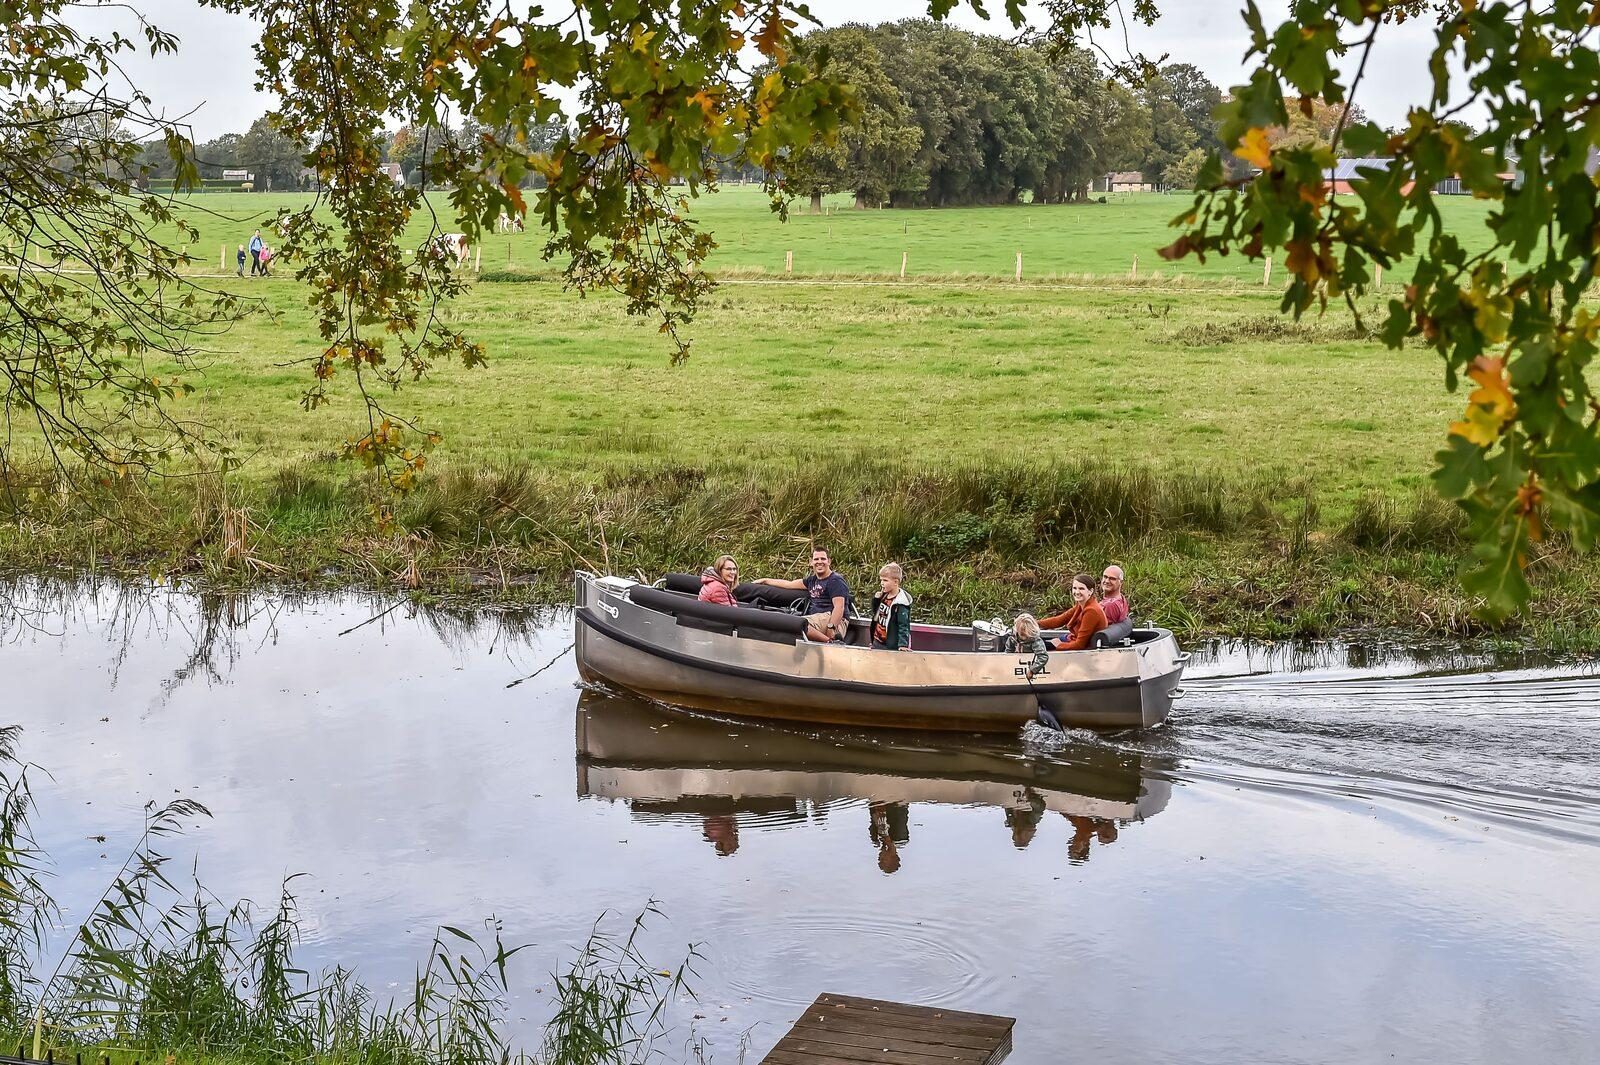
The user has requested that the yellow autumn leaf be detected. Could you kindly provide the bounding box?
[1448,355,1516,446]
[1237,127,1272,169]
[1463,284,1513,343]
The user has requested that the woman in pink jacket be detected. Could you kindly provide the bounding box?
[698,555,739,606]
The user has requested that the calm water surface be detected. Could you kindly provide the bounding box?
[4,582,1598,1063]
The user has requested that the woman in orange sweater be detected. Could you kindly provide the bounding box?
[1037,573,1108,651]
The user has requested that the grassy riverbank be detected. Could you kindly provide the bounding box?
[7,452,1600,648]
[6,193,1599,646]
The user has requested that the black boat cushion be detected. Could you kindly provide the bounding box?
[630,585,809,636]
[661,572,702,595]
[660,572,806,611]
[1091,618,1135,648]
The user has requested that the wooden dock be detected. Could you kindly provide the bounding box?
[760,993,1014,1065]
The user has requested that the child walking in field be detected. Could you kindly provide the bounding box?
[235,244,246,277]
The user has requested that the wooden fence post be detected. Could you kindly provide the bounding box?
[475,245,482,273]
[1130,254,1138,280]
[1374,264,1382,289]
[785,250,793,273]
[220,244,226,271]
[900,251,907,278]
[1015,251,1022,282]
[1263,258,1272,286]
[507,243,512,265]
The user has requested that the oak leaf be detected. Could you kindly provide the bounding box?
[1448,356,1516,446]
[1236,127,1273,169]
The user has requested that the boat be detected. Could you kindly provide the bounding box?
[573,570,1188,731]
[575,689,1172,826]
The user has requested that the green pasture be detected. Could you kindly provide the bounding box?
[170,276,1450,506]
[118,185,1489,502]
[156,185,1499,283]
[13,185,1597,643]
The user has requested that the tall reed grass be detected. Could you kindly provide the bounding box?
[0,727,697,1065]
[6,453,1599,645]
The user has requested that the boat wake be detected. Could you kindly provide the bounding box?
[1100,645,1600,847]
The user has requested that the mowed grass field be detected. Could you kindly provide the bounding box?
[117,186,1489,502]
[192,278,1447,507]
[158,184,1499,282]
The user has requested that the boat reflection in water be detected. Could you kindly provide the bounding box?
[575,688,1171,870]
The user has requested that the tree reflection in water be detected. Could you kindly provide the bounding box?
[0,577,561,701]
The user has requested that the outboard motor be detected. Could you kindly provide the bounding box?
[971,618,1007,652]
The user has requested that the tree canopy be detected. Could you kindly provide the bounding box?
[1164,0,1600,615]
[1,0,234,479]
[8,0,1599,615]
[781,26,924,211]
[784,21,1192,207]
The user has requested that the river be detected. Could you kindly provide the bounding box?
[4,581,1598,1063]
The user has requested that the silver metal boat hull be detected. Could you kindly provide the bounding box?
[573,572,1185,732]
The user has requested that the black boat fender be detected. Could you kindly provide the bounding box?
[629,585,809,636]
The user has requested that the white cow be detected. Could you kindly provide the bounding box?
[426,232,472,268]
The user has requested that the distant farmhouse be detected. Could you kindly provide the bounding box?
[1098,171,1154,193]
[1325,157,1518,195]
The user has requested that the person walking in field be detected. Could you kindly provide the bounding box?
[235,244,246,277]
[248,230,264,276]
[259,246,274,276]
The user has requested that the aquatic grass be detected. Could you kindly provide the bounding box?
[0,726,699,1065]
[6,448,1600,646]
[539,905,698,1065]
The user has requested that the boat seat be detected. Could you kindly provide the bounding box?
[659,572,806,611]
[630,585,809,637]
[1091,618,1135,648]
[661,572,702,595]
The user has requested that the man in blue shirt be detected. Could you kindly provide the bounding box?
[248,230,264,276]
[753,546,853,643]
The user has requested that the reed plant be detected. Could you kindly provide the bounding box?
[4,452,1600,647]
[0,727,697,1065]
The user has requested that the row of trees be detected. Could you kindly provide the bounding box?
[129,117,567,190]
[131,115,305,188]
[133,23,1375,203]
[125,21,1242,204]
[781,20,1233,209]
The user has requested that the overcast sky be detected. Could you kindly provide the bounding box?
[87,0,1446,142]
